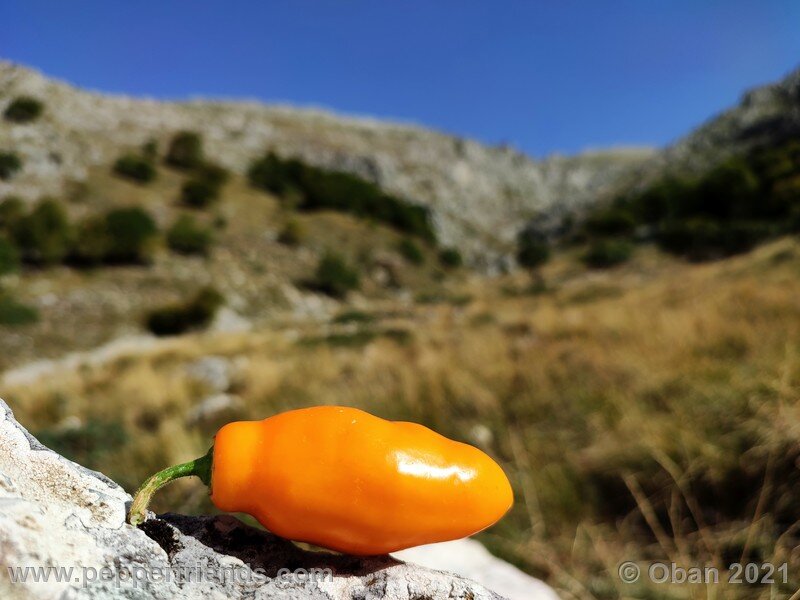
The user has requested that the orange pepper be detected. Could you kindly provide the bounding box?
[128,406,513,555]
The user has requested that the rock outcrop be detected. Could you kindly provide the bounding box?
[0,398,554,599]
[0,61,652,268]
[627,65,800,189]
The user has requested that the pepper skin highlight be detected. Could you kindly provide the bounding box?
[128,406,513,555]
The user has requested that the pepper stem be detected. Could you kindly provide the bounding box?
[127,446,214,526]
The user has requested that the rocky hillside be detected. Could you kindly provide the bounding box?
[635,64,800,185]
[0,61,652,267]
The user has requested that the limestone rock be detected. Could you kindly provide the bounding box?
[184,356,233,394]
[0,398,557,599]
[185,393,244,430]
[395,539,559,600]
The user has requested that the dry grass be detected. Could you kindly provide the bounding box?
[4,239,800,598]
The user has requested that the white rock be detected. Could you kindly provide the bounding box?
[394,539,559,600]
[185,393,243,427]
[184,356,231,394]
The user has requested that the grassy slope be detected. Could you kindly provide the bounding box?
[4,237,800,598]
[0,162,453,370]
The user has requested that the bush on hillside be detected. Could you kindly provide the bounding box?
[102,207,158,264]
[0,235,20,275]
[12,199,73,266]
[0,152,22,180]
[141,139,158,161]
[180,162,229,208]
[167,215,213,256]
[277,219,304,246]
[113,154,156,184]
[0,196,25,229]
[584,206,637,237]
[165,131,203,169]
[248,152,436,241]
[0,294,39,326]
[578,139,800,261]
[582,239,634,268]
[517,230,550,271]
[438,247,463,269]
[695,159,760,220]
[656,218,771,261]
[3,96,44,123]
[311,252,360,298]
[195,162,230,187]
[397,238,425,265]
[145,286,223,336]
[247,152,293,195]
[70,216,112,266]
[181,178,218,208]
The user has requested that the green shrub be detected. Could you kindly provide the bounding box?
[167,215,213,256]
[397,238,425,265]
[0,196,25,230]
[601,139,800,263]
[3,96,43,123]
[165,131,203,169]
[656,219,771,261]
[12,199,73,266]
[103,207,158,264]
[146,286,223,336]
[0,235,20,274]
[248,152,436,241]
[583,239,634,268]
[584,206,637,237]
[277,219,304,246]
[141,139,158,160]
[438,247,463,268]
[789,204,800,233]
[180,161,229,208]
[629,176,698,224]
[312,252,360,298]
[696,159,760,219]
[0,295,39,325]
[212,214,228,230]
[332,310,374,324]
[247,152,293,195]
[113,154,156,184]
[0,152,22,180]
[517,231,550,270]
[195,162,230,187]
[181,178,219,208]
[70,216,112,266]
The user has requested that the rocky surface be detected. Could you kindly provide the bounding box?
[395,540,559,600]
[0,61,652,268]
[0,398,556,599]
[631,65,800,187]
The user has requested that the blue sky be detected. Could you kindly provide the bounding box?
[2,1,799,157]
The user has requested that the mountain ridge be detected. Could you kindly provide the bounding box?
[0,61,654,268]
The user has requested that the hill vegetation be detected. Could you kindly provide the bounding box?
[248,151,436,242]
[615,138,800,259]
